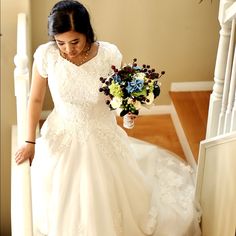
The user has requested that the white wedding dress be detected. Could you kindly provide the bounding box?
[31,41,201,236]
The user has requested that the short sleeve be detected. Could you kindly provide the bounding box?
[33,43,50,78]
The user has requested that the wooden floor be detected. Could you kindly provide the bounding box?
[116,115,186,161]
[170,91,211,161]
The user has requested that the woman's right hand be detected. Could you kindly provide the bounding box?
[15,143,35,166]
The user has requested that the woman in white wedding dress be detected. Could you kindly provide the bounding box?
[15,0,201,235]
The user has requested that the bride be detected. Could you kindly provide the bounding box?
[15,0,201,235]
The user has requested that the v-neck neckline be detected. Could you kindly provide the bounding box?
[58,41,100,68]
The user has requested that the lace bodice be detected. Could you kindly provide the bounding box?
[34,41,123,151]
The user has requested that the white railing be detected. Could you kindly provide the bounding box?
[11,13,33,236]
[207,0,236,138]
[196,1,236,235]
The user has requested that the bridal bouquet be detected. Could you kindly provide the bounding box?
[99,58,165,128]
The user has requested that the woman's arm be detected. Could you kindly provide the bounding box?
[26,62,47,142]
[15,62,47,165]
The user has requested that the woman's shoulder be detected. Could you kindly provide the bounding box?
[33,41,58,77]
[98,41,122,56]
[98,41,120,51]
[98,41,122,67]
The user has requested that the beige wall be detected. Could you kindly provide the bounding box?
[1,0,219,235]
[1,0,31,235]
[31,0,220,109]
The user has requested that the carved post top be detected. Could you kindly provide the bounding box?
[14,54,29,76]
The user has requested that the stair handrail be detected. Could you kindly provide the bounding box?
[11,13,33,236]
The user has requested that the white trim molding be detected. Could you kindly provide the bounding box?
[170,81,214,92]
[139,105,172,115]
[170,103,197,170]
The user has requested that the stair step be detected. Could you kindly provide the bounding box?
[169,91,211,161]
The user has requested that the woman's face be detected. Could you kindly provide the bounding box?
[54,30,87,60]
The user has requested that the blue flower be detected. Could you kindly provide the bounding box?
[113,74,121,83]
[126,79,144,93]
[133,66,142,70]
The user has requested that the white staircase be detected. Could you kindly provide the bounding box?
[196,0,236,235]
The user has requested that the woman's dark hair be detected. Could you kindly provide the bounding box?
[48,0,95,43]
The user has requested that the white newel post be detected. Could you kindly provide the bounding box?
[206,0,235,139]
[11,13,33,236]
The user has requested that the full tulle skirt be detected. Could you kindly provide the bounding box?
[31,127,201,236]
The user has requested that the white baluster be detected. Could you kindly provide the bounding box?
[230,66,236,131]
[223,44,236,133]
[206,28,229,138]
[206,0,235,139]
[218,20,235,135]
[11,13,33,236]
[14,54,29,144]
